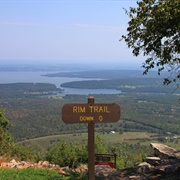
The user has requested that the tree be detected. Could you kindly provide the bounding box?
[0,110,10,130]
[121,0,180,85]
[0,110,37,160]
[0,110,14,155]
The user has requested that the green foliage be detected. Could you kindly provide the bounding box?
[10,144,40,162]
[0,109,39,162]
[121,0,180,85]
[46,134,108,168]
[0,110,14,155]
[45,134,153,169]
[0,109,10,130]
[110,142,154,169]
[46,140,88,168]
[95,133,107,154]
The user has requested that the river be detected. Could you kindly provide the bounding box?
[0,71,121,95]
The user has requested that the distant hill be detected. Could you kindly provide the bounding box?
[44,69,165,79]
[60,78,178,94]
[0,83,63,99]
[44,69,178,94]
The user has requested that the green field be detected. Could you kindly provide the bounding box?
[18,131,180,153]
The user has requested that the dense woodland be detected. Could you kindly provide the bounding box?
[0,82,179,141]
[0,83,63,99]
[45,69,179,94]
[61,78,178,94]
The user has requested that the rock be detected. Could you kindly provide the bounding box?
[61,166,69,171]
[148,174,162,180]
[58,169,66,175]
[150,143,180,175]
[156,163,180,174]
[58,169,68,176]
[52,164,60,170]
[37,161,43,166]
[129,175,143,179]
[75,164,88,174]
[94,165,121,179]
[16,164,26,169]
[41,161,49,167]
[150,143,180,160]
[145,157,161,166]
[135,162,153,173]
[0,162,8,168]
[10,159,16,164]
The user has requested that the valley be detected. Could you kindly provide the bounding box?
[0,66,180,170]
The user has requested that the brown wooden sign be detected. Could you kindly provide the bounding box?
[62,103,120,123]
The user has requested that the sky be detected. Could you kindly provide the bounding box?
[0,0,144,68]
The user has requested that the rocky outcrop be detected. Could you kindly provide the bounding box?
[145,157,161,166]
[95,143,180,179]
[151,143,180,160]
[134,143,180,179]
[0,159,60,170]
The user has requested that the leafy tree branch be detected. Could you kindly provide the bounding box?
[121,0,180,85]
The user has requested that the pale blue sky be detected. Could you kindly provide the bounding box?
[0,0,143,68]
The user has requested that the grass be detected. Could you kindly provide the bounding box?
[100,132,153,143]
[0,168,88,180]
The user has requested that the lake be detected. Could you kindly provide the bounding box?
[0,71,121,95]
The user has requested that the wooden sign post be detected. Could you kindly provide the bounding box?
[87,96,95,180]
[62,96,120,180]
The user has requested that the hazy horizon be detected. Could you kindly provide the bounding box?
[0,1,145,68]
[0,59,144,71]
